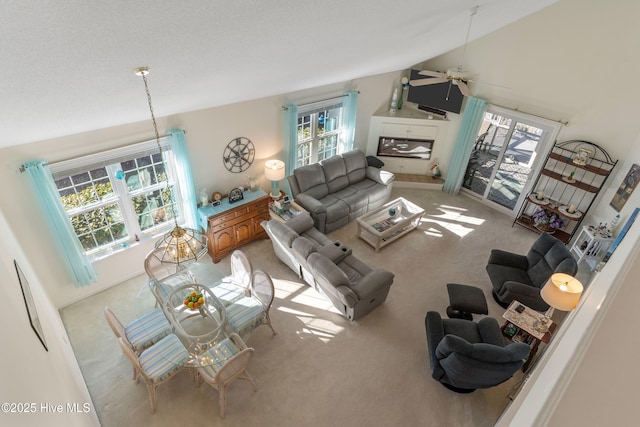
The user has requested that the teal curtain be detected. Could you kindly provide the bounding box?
[283,103,298,177]
[340,90,358,153]
[24,161,97,287]
[442,97,488,195]
[168,129,199,230]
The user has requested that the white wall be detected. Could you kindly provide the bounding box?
[418,0,640,424]
[0,71,402,309]
[0,209,99,427]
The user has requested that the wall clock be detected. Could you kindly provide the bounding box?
[223,137,255,173]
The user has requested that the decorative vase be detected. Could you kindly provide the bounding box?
[248,176,258,192]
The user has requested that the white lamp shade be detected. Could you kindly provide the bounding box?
[264,159,285,181]
[540,273,583,311]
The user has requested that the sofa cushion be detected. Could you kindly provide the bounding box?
[319,195,350,222]
[285,211,315,235]
[294,163,329,199]
[332,186,368,214]
[486,264,533,290]
[436,335,528,363]
[307,252,350,288]
[342,149,368,184]
[266,219,299,248]
[366,167,395,186]
[352,181,389,207]
[292,236,319,260]
[321,155,350,193]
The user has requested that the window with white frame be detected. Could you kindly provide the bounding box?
[296,99,344,167]
[51,138,184,258]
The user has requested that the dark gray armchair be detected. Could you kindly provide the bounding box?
[425,311,529,393]
[486,233,578,311]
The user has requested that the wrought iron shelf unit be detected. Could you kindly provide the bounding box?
[513,140,617,244]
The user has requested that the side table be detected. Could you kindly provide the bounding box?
[501,300,555,371]
[268,199,307,222]
[570,225,614,271]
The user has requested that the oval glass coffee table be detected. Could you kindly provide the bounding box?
[355,197,425,252]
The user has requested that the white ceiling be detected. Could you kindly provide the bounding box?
[0,0,557,148]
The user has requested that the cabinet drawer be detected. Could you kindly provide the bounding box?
[209,212,236,227]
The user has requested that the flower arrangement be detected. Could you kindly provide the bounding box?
[532,207,566,232]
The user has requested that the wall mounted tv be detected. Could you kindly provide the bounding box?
[407,69,465,115]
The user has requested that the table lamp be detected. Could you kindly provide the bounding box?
[265,159,285,199]
[534,273,583,332]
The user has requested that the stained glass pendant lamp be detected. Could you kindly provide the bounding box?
[134,66,208,268]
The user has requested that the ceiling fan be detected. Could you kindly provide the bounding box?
[410,6,478,99]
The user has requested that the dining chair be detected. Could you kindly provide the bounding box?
[225,269,277,340]
[104,306,172,358]
[212,250,253,307]
[117,334,191,413]
[144,247,182,283]
[195,333,257,418]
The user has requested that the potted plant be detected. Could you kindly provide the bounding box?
[532,207,566,233]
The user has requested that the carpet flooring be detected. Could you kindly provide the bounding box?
[60,188,553,427]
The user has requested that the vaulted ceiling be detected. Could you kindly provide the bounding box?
[1,0,557,148]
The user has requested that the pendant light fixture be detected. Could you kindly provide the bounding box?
[134,66,208,267]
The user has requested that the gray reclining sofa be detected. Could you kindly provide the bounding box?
[261,212,394,321]
[287,149,394,233]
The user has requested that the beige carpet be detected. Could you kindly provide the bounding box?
[60,188,550,427]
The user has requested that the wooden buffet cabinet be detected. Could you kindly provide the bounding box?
[197,189,270,263]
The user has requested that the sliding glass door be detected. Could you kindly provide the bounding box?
[462,106,562,213]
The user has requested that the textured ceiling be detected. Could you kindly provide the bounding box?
[0,0,556,148]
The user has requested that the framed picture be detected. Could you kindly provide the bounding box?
[610,164,640,212]
[15,260,48,351]
[597,207,640,270]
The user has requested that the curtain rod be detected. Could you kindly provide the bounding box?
[491,103,569,126]
[18,131,183,173]
[281,91,360,110]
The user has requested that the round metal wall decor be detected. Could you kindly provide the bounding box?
[223,137,255,173]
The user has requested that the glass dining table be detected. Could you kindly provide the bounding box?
[141,261,246,368]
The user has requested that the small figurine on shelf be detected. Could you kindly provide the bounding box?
[430,162,441,179]
[536,191,545,201]
[566,171,575,181]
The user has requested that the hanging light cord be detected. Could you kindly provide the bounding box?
[135,67,179,228]
[459,6,478,70]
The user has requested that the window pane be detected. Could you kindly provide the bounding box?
[70,202,127,251]
[297,143,311,167]
[317,112,325,136]
[318,135,338,161]
[131,186,178,231]
[57,167,114,209]
[298,115,312,141]
[121,153,168,192]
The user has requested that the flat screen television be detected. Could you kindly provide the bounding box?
[406,69,465,114]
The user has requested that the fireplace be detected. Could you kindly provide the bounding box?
[377,136,434,160]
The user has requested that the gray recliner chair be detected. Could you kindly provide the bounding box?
[486,233,578,311]
[425,311,529,393]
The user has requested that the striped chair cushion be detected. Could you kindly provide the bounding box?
[225,297,266,337]
[198,337,241,377]
[139,334,190,382]
[125,308,172,353]
[212,281,246,307]
[153,277,192,304]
